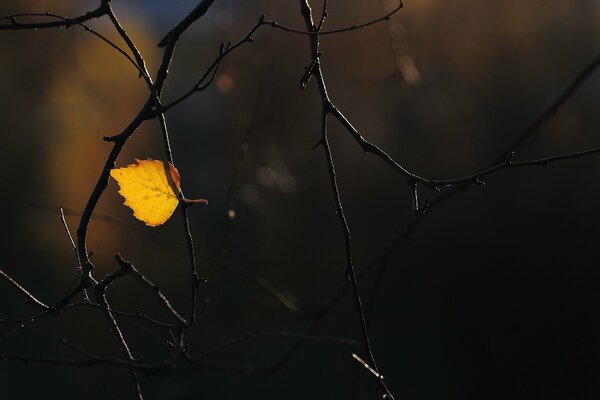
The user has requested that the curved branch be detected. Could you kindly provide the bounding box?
[262,1,403,36]
[0,3,107,30]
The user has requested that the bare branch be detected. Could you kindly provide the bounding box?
[0,268,51,312]
[297,1,393,397]
[112,255,188,327]
[158,18,264,114]
[158,0,216,48]
[0,3,107,30]
[262,1,403,36]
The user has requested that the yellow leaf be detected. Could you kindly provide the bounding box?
[110,159,207,227]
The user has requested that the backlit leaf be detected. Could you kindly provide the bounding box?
[110,159,207,227]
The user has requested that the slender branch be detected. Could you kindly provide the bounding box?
[329,105,426,185]
[352,353,382,379]
[281,52,600,363]
[297,1,392,398]
[76,103,151,286]
[96,284,144,399]
[104,4,153,89]
[321,119,385,385]
[0,1,598,398]
[159,5,415,114]
[158,0,216,48]
[0,313,45,324]
[0,12,147,81]
[157,18,263,114]
[337,50,600,318]
[94,246,148,399]
[0,3,107,30]
[59,207,77,252]
[0,268,51,312]
[326,51,600,189]
[152,109,199,352]
[112,255,188,327]
[153,51,197,356]
[431,146,600,187]
[3,313,46,338]
[262,1,403,36]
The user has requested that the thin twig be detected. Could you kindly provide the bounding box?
[112,255,188,327]
[157,18,264,114]
[0,3,107,30]
[0,268,51,311]
[297,1,392,398]
[97,290,144,399]
[262,1,403,36]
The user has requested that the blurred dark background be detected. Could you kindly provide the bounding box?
[1,0,600,399]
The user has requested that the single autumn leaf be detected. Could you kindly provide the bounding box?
[110,159,207,227]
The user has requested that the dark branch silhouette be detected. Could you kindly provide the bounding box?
[0,1,599,399]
